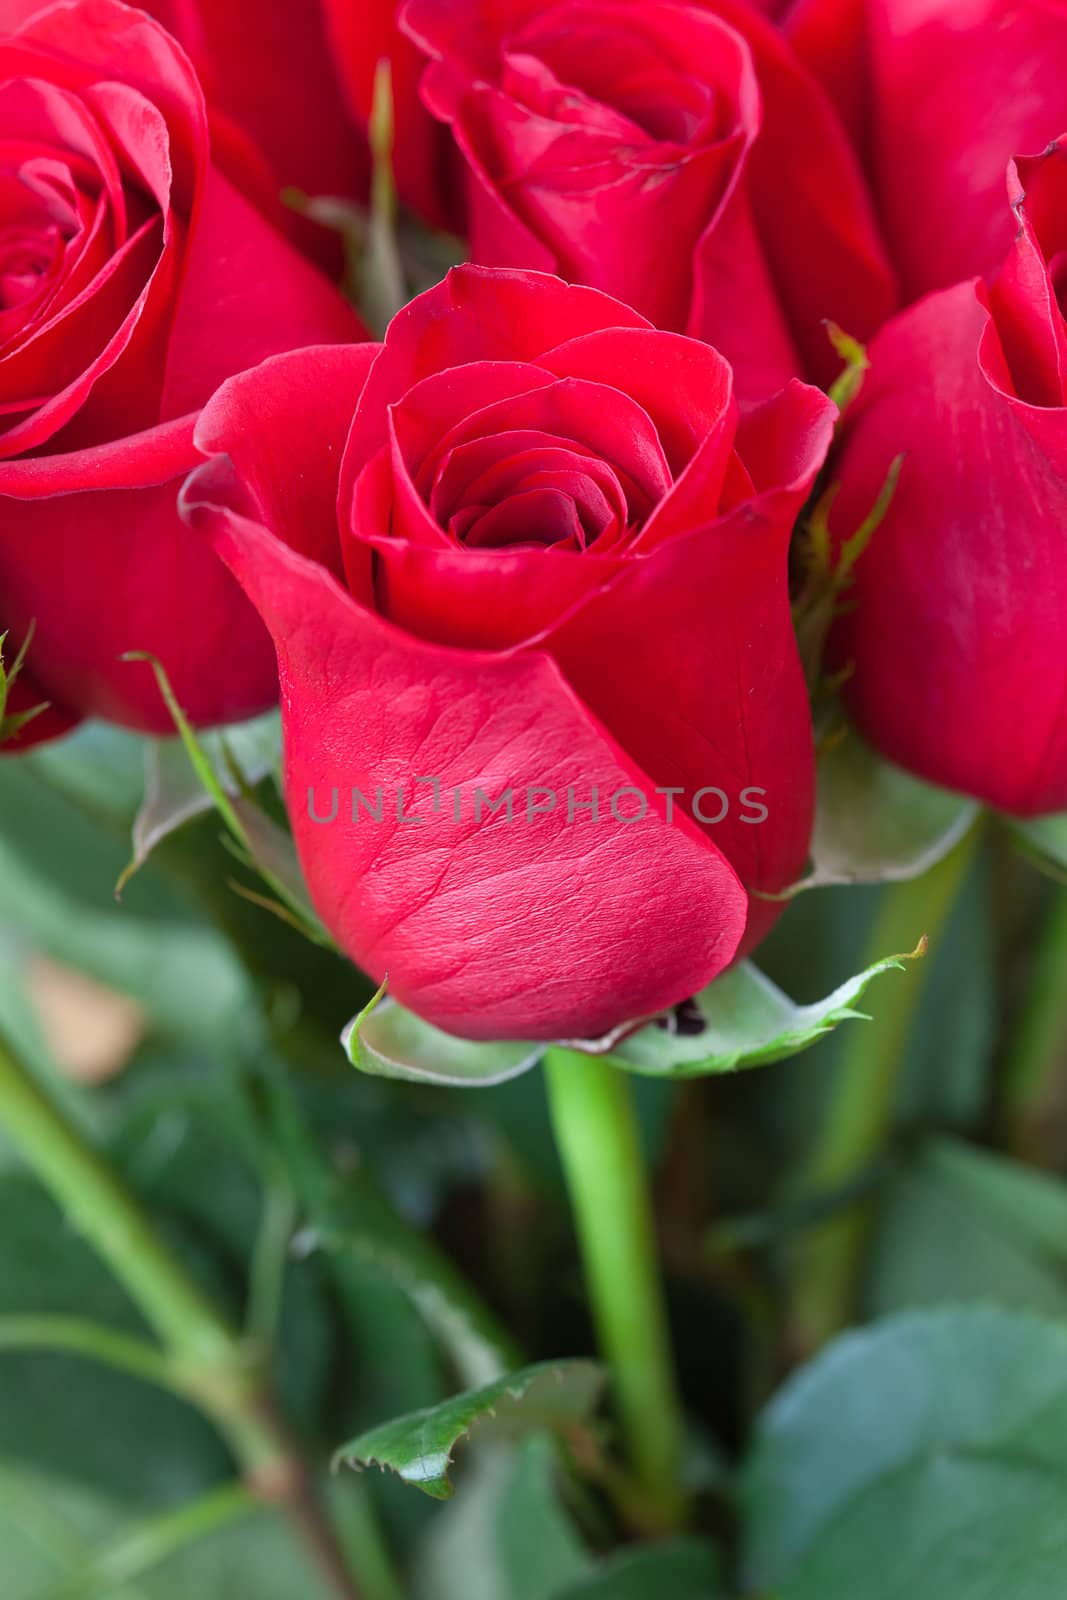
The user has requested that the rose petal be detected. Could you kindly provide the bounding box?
[831,280,1067,815]
[184,485,749,1041]
[341,265,651,510]
[543,379,835,905]
[160,164,366,419]
[0,411,276,730]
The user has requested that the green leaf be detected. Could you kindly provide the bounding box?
[493,1437,592,1600]
[0,1458,123,1600]
[0,1461,336,1600]
[869,1137,1067,1319]
[611,947,924,1078]
[0,762,250,1044]
[333,1361,605,1499]
[262,1068,517,1394]
[0,839,249,1047]
[308,1171,518,1390]
[741,1306,1067,1597]
[24,722,145,825]
[225,794,325,938]
[552,1538,724,1600]
[1008,810,1067,879]
[124,711,281,885]
[413,1435,599,1600]
[825,322,870,413]
[109,1066,337,1438]
[411,1454,513,1600]
[0,1177,228,1507]
[343,993,543,1088]
[120,653,325,943]
[0,625,48,746]
[326,1252,449,1447]
[796,731,978,893]
[790,1455,1067,1600]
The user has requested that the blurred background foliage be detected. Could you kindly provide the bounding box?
[2,719,1066,1598]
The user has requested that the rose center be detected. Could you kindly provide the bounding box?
[520,29,716,145]
[0,228,61,308]
[0,171,72,313]
[429,433,654,556]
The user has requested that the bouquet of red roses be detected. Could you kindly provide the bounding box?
[1,1,1066,1593]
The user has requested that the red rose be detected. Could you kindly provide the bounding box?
[400,0,895,400]
[0,0,364,736]
[787,0,1067,300]
[0,0,368,249]
[829,140,1067,816]
[320,0,463,231]
[184,266,833,1041]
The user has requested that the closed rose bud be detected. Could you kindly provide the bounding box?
[829,139,1067,816]
[400,0,896,400]
[184,266,834,1041]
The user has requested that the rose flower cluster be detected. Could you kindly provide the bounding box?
[2,0,1065,1039]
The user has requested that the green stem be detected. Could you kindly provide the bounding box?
[0,1031,363,1600]
[246,1168,297,1346]
[789,829,979,1355]
[543,1048,686,1531]
[1001,889,1067,1162]
[0,1033,235,1368]
[0,1314,188,1394]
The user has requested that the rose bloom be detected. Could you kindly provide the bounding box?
[0,0,363,744]
[785,0,1067,300]
[184,266,833,1041]
[0,0,368,265]
[829,138,1067,816]
[400,0,896,400]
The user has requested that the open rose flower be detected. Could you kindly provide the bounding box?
[183,266,833,1041]
[0,0,363,741]
[0,0,368,263]
[401,0,895,400]
[829,139,1067,816]
[786,0,1067,300]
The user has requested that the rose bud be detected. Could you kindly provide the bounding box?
[184,266,834,1041]
[400,0,895,400]
[0,0,364,738]
[786,0,1067,300]
[828,139,1067,816]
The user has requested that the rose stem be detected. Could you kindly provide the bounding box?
[0,1030,365,1600]
[1000,888,1067,1163]
[543,1047,687,1532]
[788,827,979,1356]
